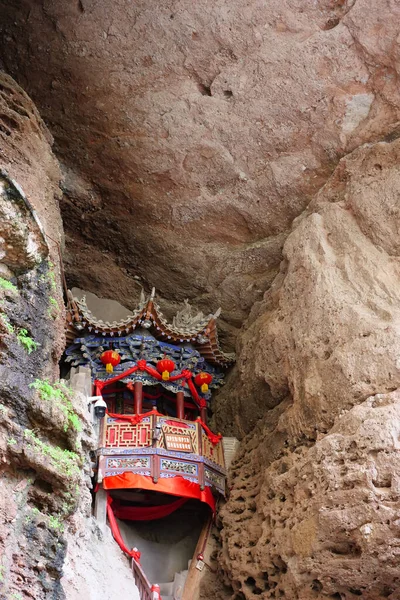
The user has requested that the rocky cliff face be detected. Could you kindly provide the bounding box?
[0,71,72,598]
[1,1,400,599]
[2,0,400,346]
[212,138,400,599]
[0,72,138,600]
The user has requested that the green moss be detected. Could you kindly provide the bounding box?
[39,261,57,293]
[29,379,82,433]
[48,515,65,532]
[47,261,57,292]
[7,437,17,446]
[16,328,39,354]
[23,429,80,477]
[1,314,14,335]
[0,277,17,293]
[48,296,59,318]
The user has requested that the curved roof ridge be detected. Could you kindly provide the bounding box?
[66,289,235,366]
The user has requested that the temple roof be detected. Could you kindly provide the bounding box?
[66,288,235,367]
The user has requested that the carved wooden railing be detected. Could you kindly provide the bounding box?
[97,414,226,495]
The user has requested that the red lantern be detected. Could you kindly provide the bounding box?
[156,358,176,381]
[100,350,121,373]
[194,372,213,393]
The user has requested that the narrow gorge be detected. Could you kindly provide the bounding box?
[1,1,400,599]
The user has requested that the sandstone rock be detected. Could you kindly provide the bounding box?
[0,73,138,600]
[215,137,400,598]
[2,2,400,598]
[2,1,400,338]
[62,518,140,600]
[220,391,400,599]
[215,137,400,438]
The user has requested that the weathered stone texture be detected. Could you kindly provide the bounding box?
[1,2,400,598]
[215,138,400,599]
[220,392,400,600]
[0,73,138,600]
[1,0,400,344]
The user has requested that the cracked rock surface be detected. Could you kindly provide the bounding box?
[2,2,400,599]
[210,137,400,599]
[1,0,400,343]
[0,72,138,600]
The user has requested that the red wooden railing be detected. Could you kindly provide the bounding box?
[131,559,162,600]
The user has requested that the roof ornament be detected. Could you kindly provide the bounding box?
[138,288,146,309]
[173,299,206,331]
[66,288,235,366]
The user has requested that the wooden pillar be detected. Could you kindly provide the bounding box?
[134,381,143,414]
[182,514,213,600]
[176,391,185,419]
[200,405,207,424]
[94,485,107,530]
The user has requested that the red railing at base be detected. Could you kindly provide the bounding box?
[106,495,162,600]
[131,559,162,600]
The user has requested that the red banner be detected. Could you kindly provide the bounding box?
[103,472,216,513]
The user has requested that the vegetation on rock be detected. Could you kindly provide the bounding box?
[0,277,17,293]
[16,328,39,354]
[29,379,82,432]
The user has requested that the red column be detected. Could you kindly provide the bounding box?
[200,405,207,424]
[176,391,184,419]
[134,381,143,414]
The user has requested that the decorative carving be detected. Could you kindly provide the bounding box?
[202,431,225,469]
[157,420,199,454]
[106,420,151,448]
[161,459,197,475]
[172,299,207,330]
[107,456,150,470]
[205,467,225,492]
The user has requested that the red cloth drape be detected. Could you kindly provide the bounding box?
[95,362,223,445]
[106,496,141,562]
[94,362,208,410]
[103,472,216,513]
[112,497,187,521]
[196,418,223,445]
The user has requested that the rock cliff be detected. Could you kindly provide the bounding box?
[1,1,400,599]
[2,0,400,346]
[0,72,138,600]
[213,138,400,599]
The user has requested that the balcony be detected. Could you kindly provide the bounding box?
[96,413,226,496]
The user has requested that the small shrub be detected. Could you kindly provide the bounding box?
[0,277,17,293]
[17,329,39,354]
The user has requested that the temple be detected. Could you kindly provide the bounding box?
[65,289,236,600]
